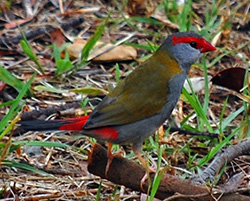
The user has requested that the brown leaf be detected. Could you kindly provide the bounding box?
[67,39,137,62]
[20,73,52,81]
[127,0,156,16]
[211,67,248,92]
[91,43,137,62]
[67,39,87,59]
[50,28,66,47]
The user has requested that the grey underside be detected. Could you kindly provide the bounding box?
[82,71,187,152]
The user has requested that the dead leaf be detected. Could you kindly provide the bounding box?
[67,39,86,59]
[211,67,248,92]
[184,76,212,93]
[158,125,164,141]
[211,31,222,47]
[127,0,156,16]
[50,28,66,47]
[20,73,52,81]
[67,39,137,62]
[91,43,137,62]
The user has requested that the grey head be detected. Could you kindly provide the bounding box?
[160,32,216,71]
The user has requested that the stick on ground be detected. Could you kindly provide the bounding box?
[87,143,249,201]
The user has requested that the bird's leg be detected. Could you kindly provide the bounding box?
[105,142,113,177]
[133,149,156,191]
[105,143,125,177]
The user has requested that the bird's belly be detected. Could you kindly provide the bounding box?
[110,114,163,145]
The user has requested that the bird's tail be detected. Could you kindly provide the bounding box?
[20,116,89,131]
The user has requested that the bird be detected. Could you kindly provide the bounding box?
[20,32,216,176]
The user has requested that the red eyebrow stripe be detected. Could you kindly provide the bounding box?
[172,36,201,46]
[171,35,216,53]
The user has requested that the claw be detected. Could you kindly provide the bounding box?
[140,166,156,191]
[105,142,113,177]
[133,149,154,191]
[105,143,125,177]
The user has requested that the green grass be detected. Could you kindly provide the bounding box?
[19,27,44,74]
[95,181,102,201]
[0,65,33,95]
[148,144,165,201]
[197,127,240,167]
[52,43,73,76]
[182,85,213,133]
[2,160,51,176]
[0,74,35,170]
[0,74,35,139]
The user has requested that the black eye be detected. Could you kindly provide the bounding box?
[190,41,197,48]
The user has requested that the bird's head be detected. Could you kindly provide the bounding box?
[161,32,216,70]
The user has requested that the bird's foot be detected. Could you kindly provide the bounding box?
[105,154,113,177]
[105,142,113,177]
[140,166,165,192]
[105,151,125,176]
[105,143,125,177]
[140,166,156,191]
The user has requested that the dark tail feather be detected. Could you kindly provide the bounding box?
[20,116,89,131]
[20,120,68,131]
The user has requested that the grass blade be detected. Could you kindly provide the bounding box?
[0,65,32,95]
[13,141,69,148]
[2,160,51,176]
[0,73,36,140]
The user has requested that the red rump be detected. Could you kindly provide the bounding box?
[93,127,119,140]
[58,115,118,140]
[59,116,89,131]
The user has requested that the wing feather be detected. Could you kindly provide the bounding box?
[84,49,182,128]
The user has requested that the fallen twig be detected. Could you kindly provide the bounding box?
[87,143,249,201]
[0,17,84,46]
[191,139,250,184]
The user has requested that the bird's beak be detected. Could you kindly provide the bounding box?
[201,40,216,53]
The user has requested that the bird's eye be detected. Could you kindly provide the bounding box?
[190,41,197,48]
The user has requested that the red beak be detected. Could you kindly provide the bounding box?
[201,40,216,53]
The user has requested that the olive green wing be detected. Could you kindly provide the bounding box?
[84,50,181,128]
